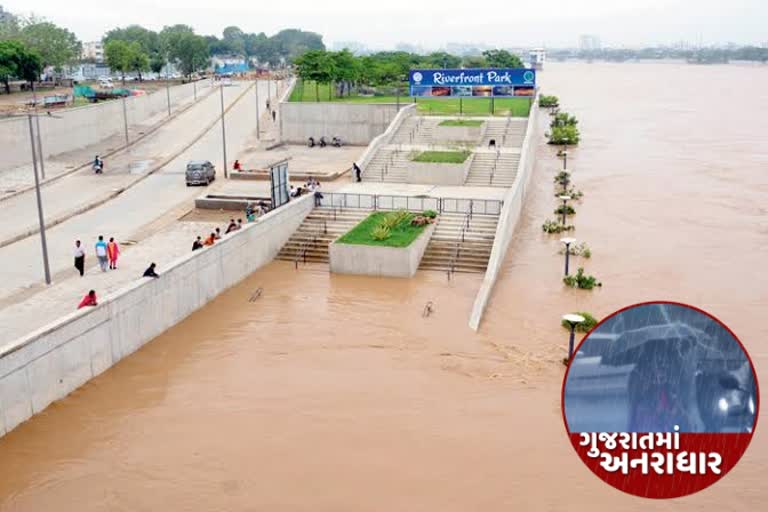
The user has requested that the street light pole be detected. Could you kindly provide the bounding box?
[193,80,197,101]
[28,114,51,285]
[122,96,129,146]
[165,62,171,116]
[558,194,572,226]
[255,79,260,140]
[562,314,585,362]
[220,85,228,178]
[31,83,46,180]
[561,237,576,276]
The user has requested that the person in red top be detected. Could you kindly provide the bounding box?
[78,290,98,309]
[233,159,242,171]
[107,237,120,270]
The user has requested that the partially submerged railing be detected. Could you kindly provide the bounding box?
[319,192,501,216]
[293,221,327,269]
[447,206,473,281]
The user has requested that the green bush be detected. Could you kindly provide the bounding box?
[542,219,574,234]
[549,125,580,145]
[554,171,571,187]
[561,312,598,333]
[550,112,578,128]
[539,95,559,108]
[558,188,584,200]
[370,225,391,241]
[422,209,438,219]
[563,268,602,289]
[555,204,576,216]
[559,242,591,258]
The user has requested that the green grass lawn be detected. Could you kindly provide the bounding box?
[336,212,426,248]
[289,80,532,117]
[439,119,484,127]
[411,150,471,164]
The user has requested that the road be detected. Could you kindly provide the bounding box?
[0,81,247,247]
[0,79,282,304]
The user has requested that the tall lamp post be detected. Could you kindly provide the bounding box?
[27,114,51,284]
[255,79,260,140]
[558,194,571,226]
[560,237,576,276]
[561,149,568,170]
[562,313,585,362]
[220,84,228,178]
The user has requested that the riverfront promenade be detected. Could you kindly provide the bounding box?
[0,80,284,306]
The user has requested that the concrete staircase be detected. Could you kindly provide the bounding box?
[481,119,528,148]
[362,148,410,183]
[390,117,437,145]
[465,152,521,187]
[277,207,499,274]
[419,212,499,273]
[276,207,370,264]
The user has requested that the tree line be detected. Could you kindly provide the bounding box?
[293,48,524,99]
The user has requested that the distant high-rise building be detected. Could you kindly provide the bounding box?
[579,35,602,51]
[81,41,105,63]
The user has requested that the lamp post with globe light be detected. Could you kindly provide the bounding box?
[562,313,586,362]
[558,194,571,226]
[561,237,576,276]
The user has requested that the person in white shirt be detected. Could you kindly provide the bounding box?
[74,240,85,276]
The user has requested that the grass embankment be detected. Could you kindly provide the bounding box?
[439,119,483,127]
[412,150,471,164]
[289,80,531,117]
[336,211,426,248]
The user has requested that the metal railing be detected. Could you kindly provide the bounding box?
[447,207,473,280]
[318,192,502,216]
[293,221,327,269]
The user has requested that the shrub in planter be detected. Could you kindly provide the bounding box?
[558,242,591,258]
[549,125,580,145]
[563,268,602,289]
[561,312,598,333]
[422,209,438,219]
[550,112,578,128]
[539,95,559,108]
[554,171,571,187]
[380,209,412,230]
[411,215,432,227]
[557,188,583,200]
[555,204,576,216]
[542,219,574,234]
[370,225,391,241]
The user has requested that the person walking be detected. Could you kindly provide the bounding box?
[271,110,276,122]
[192,236,203,251]
[78,290,98,309]
[107,237,120,270]
[73,240,85,277]
[354,162,362,182]
[95,236,108,272]
[142,263,160,278]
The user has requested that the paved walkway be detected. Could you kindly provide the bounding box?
[0,80,287,303]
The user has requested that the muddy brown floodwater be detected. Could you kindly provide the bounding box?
[1,61,767,511]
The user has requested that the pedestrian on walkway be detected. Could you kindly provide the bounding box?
[236,218,243,230]
[214,227,222,240]
[73,240,85,277]
[78,290,98,309]
[272,110,276,122]
[266,98,271,111]
[354,162,362,182]
[233,159,242,171]
[225,218,238,234]
[142,263,160,278]
[95,236,108,272]
[192,236,203,251]
[203,232,216,246]
[107,237,120,269]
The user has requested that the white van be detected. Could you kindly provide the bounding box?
[98,77,114,88]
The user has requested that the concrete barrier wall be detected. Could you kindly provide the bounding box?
[0,193,315,437]
[0,79,211,172]
[357,104,416,176]
[469,97,540,331]
[279,102,402,145]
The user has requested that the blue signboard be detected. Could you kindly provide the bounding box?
[409,68,536,98]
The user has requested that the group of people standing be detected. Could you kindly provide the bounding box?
[74,235,120,277]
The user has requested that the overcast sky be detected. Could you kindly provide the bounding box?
[3,0,766,48]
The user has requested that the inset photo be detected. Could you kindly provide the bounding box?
[562,302,759,498]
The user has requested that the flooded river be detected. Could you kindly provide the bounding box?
[1,61,767,510]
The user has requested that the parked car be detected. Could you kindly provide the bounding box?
[97,77,114,88]
[185,160,216,186]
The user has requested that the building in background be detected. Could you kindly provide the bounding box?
[579,34,602,52]
[528,48,546,70]
[81,41,105,63]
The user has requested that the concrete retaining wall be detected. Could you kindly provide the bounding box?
[0,79,211,173]
[0,193,315,437]
[279,102,402,145]
[329,223,435,278]
[469,96,540,331]
[357,104,416,177]
[405,153,473,186]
